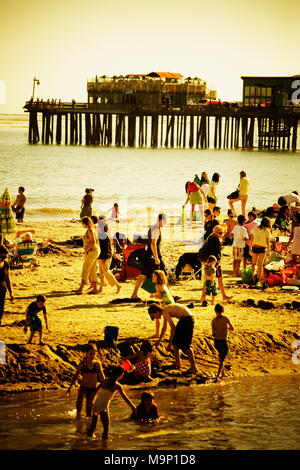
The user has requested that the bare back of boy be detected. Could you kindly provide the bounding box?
[212,315,232,340]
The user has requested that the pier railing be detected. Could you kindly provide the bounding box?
[24,100,300,150]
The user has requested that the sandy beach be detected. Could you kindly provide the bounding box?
[1,218,299,395]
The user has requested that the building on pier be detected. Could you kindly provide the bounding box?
[242,75,300,107]
[87,72,217,108]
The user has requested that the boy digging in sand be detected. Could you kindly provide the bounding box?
[211,303,234,382]
[148,303,198,374]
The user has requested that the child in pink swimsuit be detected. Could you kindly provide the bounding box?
[133,340,153,381]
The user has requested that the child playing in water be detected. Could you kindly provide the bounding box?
[150,270,174,337]
[131,392,159,421]
[132,340,153,381]
[88,366,136,440]
[110,203,119,220]
[200,255,218,306]
[66,344,105,418]
[23,295,49,344]
[212,303,234,382]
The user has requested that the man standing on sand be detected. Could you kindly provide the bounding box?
[148,303,198,374]
[211,303,234,382]
[131,213,167,299]
[12,186,26,223]
[229,171,251,217]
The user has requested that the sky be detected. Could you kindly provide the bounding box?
[0,0,300,114]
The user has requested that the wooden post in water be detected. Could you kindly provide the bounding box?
[292,118,298,151]
[248,117,255,148]
[33,111,39,143]
[223,117,227,149]
[241,117,247,148]
[107,114,112,146]
[170,115,175,148]
[56,114,61,145]
[41,112,46,143]
[70,113,74,145]
[122,115,126,146]
[214,117,218,148]
[128,116,136,147]
[29,111,40,144]
[50,114,54,144]
[164,115,170,147]
[153,115,159,148]
[45,112,51,144]
[85,113,91,145]
[144,115,148,147]
[79,113,82,145]
[189,115,194,148]
[234,117,240,148]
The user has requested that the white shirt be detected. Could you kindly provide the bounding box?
[201,183,209,197]
[283,193,300,206]
[232,224,248,248]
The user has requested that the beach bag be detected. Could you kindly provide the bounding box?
[227,190,239,200]
[240,267,253,285]
[141,277,156,294]
[104,326,119,343]
[127,248,147,270]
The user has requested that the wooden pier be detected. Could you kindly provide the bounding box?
[24,101,300,151]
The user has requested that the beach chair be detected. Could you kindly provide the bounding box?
[10,240,38,268]
[180,264,196,280]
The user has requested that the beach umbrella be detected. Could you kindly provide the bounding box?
[0,188,16,235]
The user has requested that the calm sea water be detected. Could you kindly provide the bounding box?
[0,114,299,227]
[0,375,299,450]
[1,116,300,450]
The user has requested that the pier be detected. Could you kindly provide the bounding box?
[24,100,300,150]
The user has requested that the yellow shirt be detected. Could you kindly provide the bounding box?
[238,177,251,196]
[251,226,271,247]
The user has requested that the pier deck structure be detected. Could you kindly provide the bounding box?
[24,100,300,151]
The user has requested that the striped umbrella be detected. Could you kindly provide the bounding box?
[0,188,16,235]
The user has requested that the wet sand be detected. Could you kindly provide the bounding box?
[1,219,299,395]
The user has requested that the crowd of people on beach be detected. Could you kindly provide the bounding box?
[0,174,300,441]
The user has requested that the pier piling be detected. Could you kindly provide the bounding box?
[25,101,299,151]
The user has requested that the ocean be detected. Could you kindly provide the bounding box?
[0,113,299,229]
[1,375,299,450]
